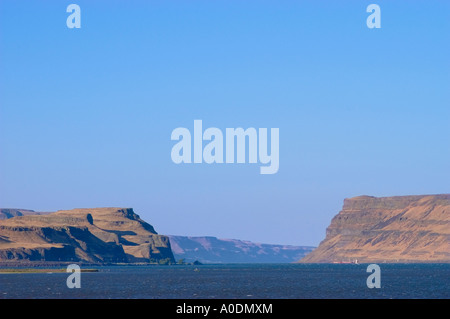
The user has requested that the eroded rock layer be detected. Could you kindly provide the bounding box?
[300,194,450,263]
[0,208,175,264]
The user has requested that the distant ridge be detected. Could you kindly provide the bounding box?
[0,209,50,220]
[169,235,315,263]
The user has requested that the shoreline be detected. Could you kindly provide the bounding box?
[0,268,99,274]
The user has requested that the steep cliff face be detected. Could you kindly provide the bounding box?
[0,208,175,264]
[300,194,450,263]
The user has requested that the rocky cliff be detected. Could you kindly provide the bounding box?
[300,194,450,263]
[0,208,175,264]
[169,235,315,263]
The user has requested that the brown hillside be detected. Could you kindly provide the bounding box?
[300,194,450,263]
[0,207,175,264]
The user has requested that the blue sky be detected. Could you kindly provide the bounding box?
[1,1,449,246]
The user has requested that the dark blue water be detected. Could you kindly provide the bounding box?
[1,264,449,299]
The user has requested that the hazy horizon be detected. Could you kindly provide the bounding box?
[1,0,449,247]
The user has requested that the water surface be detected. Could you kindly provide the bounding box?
[0,263,448,299]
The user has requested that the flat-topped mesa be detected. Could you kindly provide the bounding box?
[53,207,158,234]
[300,194,450,263]
[342,194,450,211]
[0,207,175,264]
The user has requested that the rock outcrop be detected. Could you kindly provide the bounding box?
[300,194,450,263]
[0,208,175,264]
[169,235,315,263]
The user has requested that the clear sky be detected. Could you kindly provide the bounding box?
[1,1,449,246]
